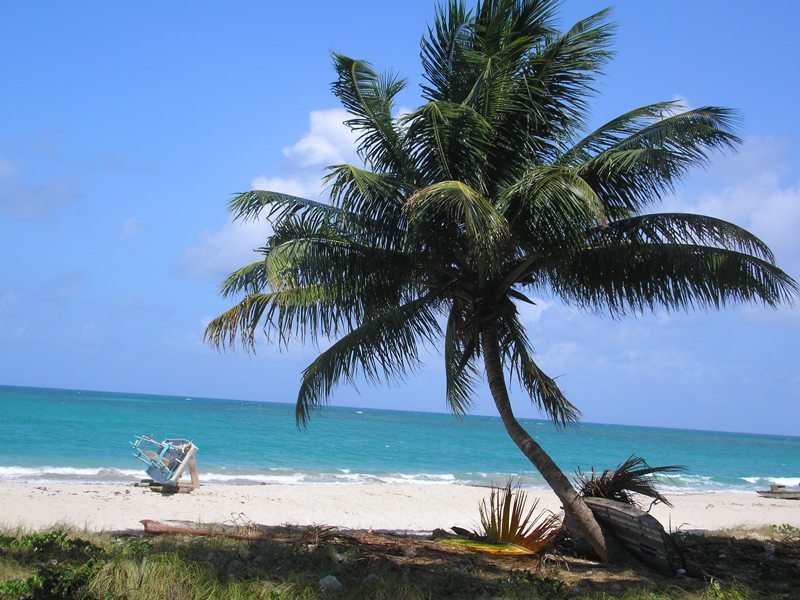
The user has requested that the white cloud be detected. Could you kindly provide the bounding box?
[176,220,269,281]
[515,297,552,325]
[181,108,361,281]
[119,217,143,240]
[251,175,324,199]
[281,108,358,167]
[537,341,580,373]
[700,136,789,184]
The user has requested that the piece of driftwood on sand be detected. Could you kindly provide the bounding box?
[140,519,270,541]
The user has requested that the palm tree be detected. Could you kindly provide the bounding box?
[206,0,797,561]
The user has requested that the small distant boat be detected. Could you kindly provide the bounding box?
[756,484,800,500]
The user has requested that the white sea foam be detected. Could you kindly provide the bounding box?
[1,465,797,491]
[0,466,466,486]
[741,476,800,487]
[0,466,142,483]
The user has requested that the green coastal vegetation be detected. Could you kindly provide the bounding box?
[2,525,798,599]
[206,0,797,564]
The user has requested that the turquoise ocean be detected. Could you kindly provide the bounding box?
[1,385,798,492]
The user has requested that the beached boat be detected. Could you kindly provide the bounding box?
[131,435,199,492]
[584,497,683,575]
[756,484,800,500]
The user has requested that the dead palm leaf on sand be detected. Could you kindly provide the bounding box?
[576,455,685,509]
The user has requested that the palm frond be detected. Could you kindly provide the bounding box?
[208,234,418,350]
[205,292,274,351]
[296,296,441,425]
[593,213,776,263]
[403,101,492,190]
[219,258,268,298]
[444,301,479,415]
[547,243,799,316]
[497,307,580,426]
[420,0,476,103]
[576,455,686,509]
[577,107,741,213]
[559,101,681,165]
[324,164,408,231]
[501,165,606,251]
[330,53,409,175]
[205,285,358,352]
[405,180,509,256]
[523,7,615,132]
[466,0,559,119]
[227,190,338,224]
[264,225,413,294]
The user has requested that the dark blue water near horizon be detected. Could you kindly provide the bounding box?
[1,385,798,491]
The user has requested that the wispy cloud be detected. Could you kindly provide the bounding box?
[0,289,19,312]
[39,270,88,302]
[666,136,800,275]
[175,219,268,281]
[0,157,80,219]
[119,217,143,240]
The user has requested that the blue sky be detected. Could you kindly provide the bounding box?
[1,1,798,435]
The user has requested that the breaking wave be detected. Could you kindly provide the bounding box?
[1,465,796,492]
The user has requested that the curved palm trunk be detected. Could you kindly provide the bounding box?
[481,326,620,563]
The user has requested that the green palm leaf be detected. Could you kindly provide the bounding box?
[219,259,268,298]
[444,301,479,415]
[331,54,409,175]
[498,307,579,426]
[402,101,492,190]
[406,180,508,256]
[548,244,797,315]
[296,297,441,425]
[577,108,740,213]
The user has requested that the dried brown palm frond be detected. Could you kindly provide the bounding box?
[576,455,686,509]
[477,479,562,553]
[298,525,339,545]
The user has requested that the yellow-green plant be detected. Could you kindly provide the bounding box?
[478,480,561,552]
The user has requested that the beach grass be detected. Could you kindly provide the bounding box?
[0,526,793,599]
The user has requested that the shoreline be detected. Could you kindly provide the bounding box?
[2,482,799,534]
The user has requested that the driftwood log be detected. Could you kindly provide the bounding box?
[140,519,270,541]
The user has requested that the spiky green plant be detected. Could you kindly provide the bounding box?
[206,0,797,562]
[478,480,561,552]
[576,455,685,508]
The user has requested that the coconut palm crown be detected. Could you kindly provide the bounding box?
[206,0,797,561]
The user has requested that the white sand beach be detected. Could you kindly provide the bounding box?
[1,482,798,534]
